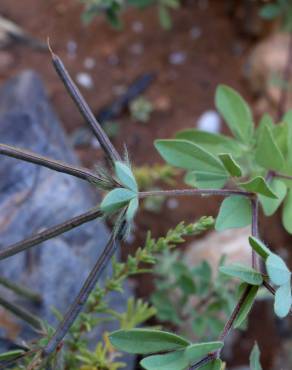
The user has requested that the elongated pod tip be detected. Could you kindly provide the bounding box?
[47,37,56,58]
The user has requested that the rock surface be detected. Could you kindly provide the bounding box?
[0,71,132,359]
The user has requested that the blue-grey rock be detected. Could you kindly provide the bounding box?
[0,71,133,367]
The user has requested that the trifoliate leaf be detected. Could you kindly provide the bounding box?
[255,125,284,171]
[218,153,242,177]
[234,284,258,328]
[248,237,271,261]
[259,179,287,216]
[115,161,138,192]
[239,176,278,199]
[266,253,291,286]
[219,264,263,285]
[215,195,252,231]
[109,329,190,354]
[274,281,292,318]
[100,188,137,214]
[215,85,254,143]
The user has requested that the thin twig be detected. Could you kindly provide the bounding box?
[42,228,122,356]
[139,188,253,198]
[0,296,43,331]
[272,172,292,181]
[0,207,102,261]
[251,197,259,270]
[48,44,121,166]
[0,276,42,304]
[0,143,103,184]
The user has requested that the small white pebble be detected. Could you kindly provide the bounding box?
[84,57,96,69]
[132,21,144,33]
[169,51,187,65]
[197,110,221,133]
[76,72,93,89]
[67,40,77,58]
[167,198,179,209]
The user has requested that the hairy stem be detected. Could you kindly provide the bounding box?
[0,296,43,331]
[0,207,102,261]
[0,276,42,305]
[0,143,102,184]
[49,46,121,166]
[139,188,253,198]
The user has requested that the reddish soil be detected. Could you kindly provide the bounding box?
[0,0,291,368]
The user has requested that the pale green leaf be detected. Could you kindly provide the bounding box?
[100,188,137,214]
[215,85,254,143]
[175,129,243,156]
[115,161,138,192]
[249,342,262,370]
[248,237,271,260]
[215,196,252,231]
[282,189,292,233]
[259,179,287,216]
[274,281,292,318]
[185,342,223,363]
[126,197,139,222]
[219,263,263,285]
[234,284,259,328]
[255,125,284,171]
[184,170,228,189]
[198,359,223,370]
[140,351,187,370]
[266,253,291,286]
[218,153,242,177]
[109,329,190,354]
[239,176,278,199]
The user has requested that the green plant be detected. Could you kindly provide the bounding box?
[0,48,291,369]
[130,97,153,123]
[260,0,292,31]
[80,0,181,29]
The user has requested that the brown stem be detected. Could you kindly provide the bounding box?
[139,188,253,198]
[49,47,121,166]
[272,172,292,181]
[0,143,102,184]
[251,197,259,270]
[277,32,292,120]
[0,207,102,260]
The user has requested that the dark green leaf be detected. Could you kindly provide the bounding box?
[219,264,263,285]
[274,281,292,318]
[109,329,190,354]
[239,176,278,199]
[266,253,291,286]
[100,188,137,214]
[255,125,284,171]
[248,237,271,260]
[115,161,138,192]
[249,342,262,370]
[234,284,258,328]
[282,189,292,234]
[0,349,25,361]
[215,85,254,143]
[175,129,242,156]
[215,196,252,231]
[218,153,242,177]
[140,351,187,370]
[185,342,223,363]
[259,179,287,216]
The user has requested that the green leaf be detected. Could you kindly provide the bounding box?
[234,284,259,328]
[109,329,190,354]
[266,253,291,286]
[282,189,292,233]
[140,351,188,370]
[249,342,262,370]
[239,176,278,199]
[255,125,284,171]
[215,85,254,143]
[175,129,242,157]
[199,359,223,370]
[274,281,292,318]
[248,237,271,260]
[184,170,228,189]
[215,196,252,231]
[259,179,287,216]
[159,5,172,30]
[101,188,137,214]
[185,342,223,363]
[0,349,25,361]
[260,4,282,19]
[219,264,263,285]
[115,161,138,192]
[126,197,139,222]
[218,153,242,177]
